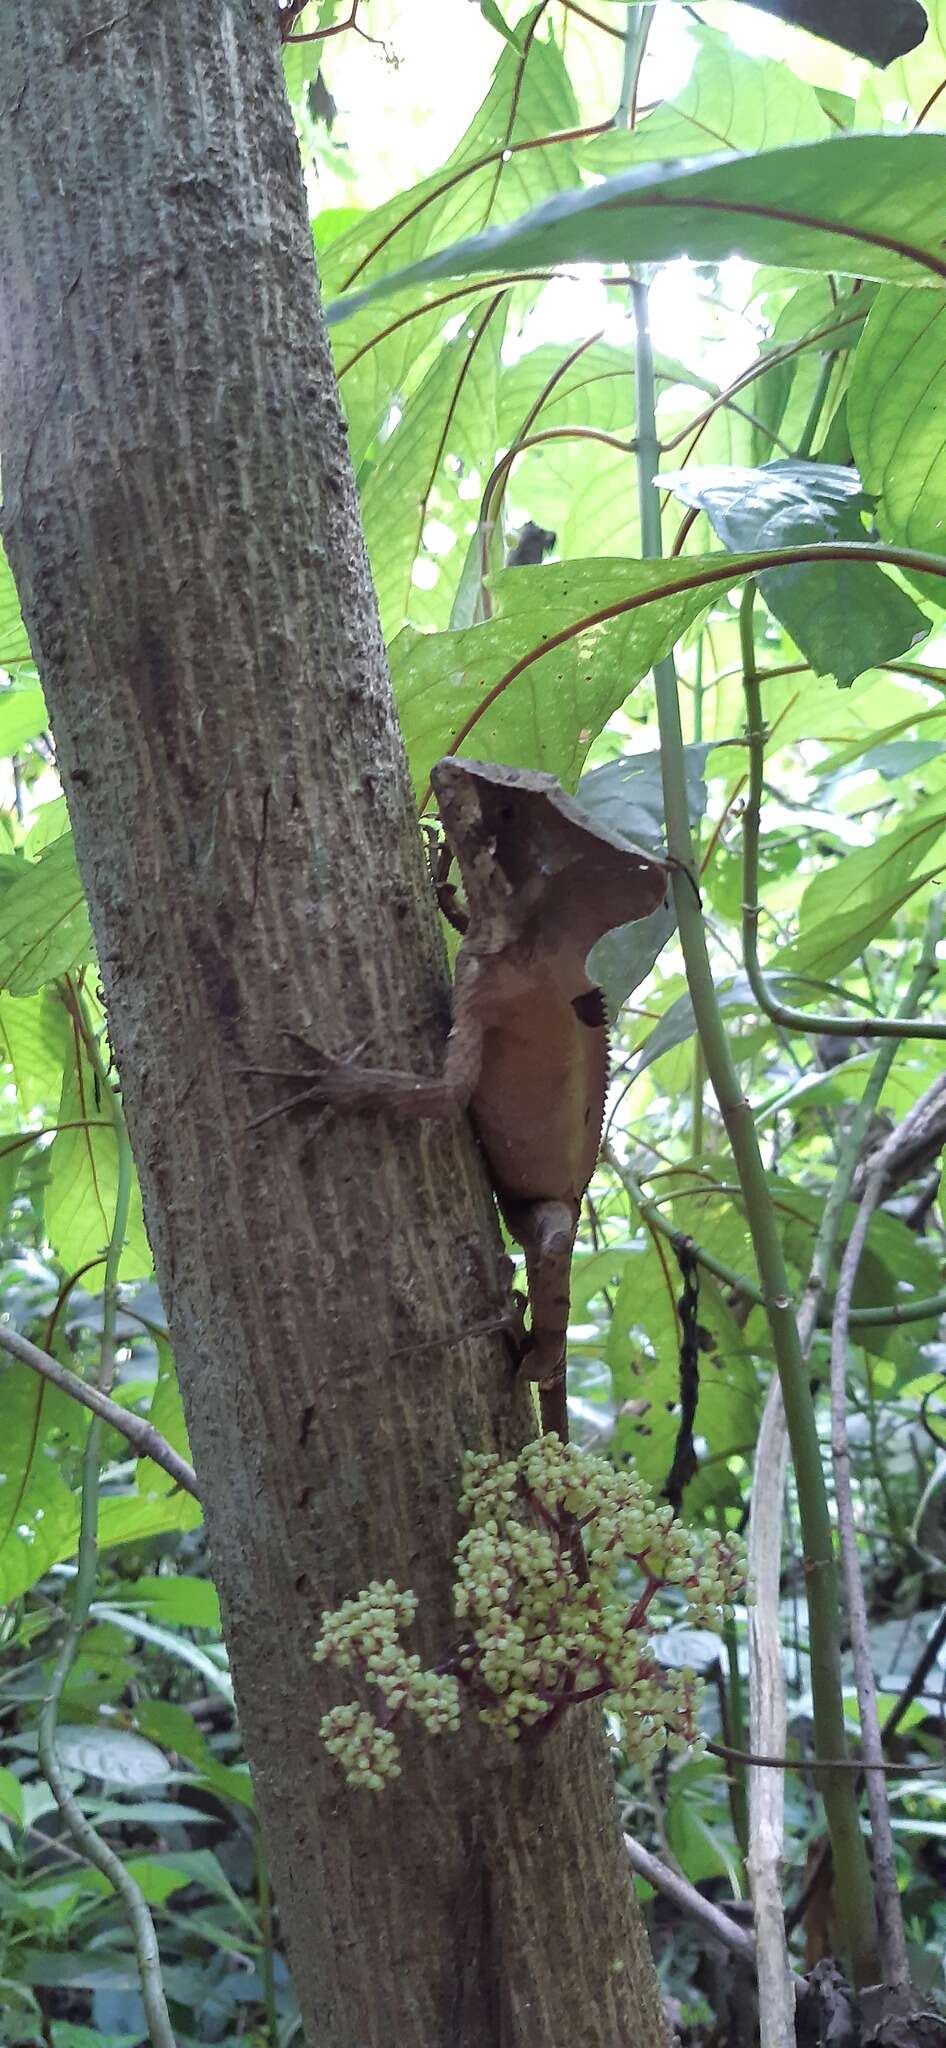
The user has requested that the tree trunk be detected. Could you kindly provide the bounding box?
[0,7,671,2042]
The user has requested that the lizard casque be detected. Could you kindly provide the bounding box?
[249,757,669,1439]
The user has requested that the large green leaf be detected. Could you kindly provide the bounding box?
[392,554,746,793]
[579,745,715,1013]
[0,683,47,755]
[0,1364,85,1603]
[97,1487,202,1548]
[47,1040,153,1281]
[0,989,68,1112]
[583,17,831,171]
[849,285,946,599]
[664,460,930,685]
[136,1341,192,1498]
[0,835,92,996]
[496,339,637,441]
[361,294,505,639]
[629,972,812,1079]
[105,1573,220,1630]
[782,791,946,979]
[320,7,581,304]
[328,136,946,325]
[0,541,31,670]
[854,0,946,129]
[605,1236,759,1512]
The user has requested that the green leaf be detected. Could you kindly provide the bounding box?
[47,1040,153,1281]
[321,8,581,304]
[281,4,325,97]
[45,1724,172,1785]
[137,1340,192,1497]
[83,1856,192,1905]
[478,0,522,47]
[782,793,946,979]
[105,1574,220,1631]
[609,1245,758,1511]
[0,834,92,996]
[0,989,69,1111]
[854,0,946,129]
[91,1605,230,1696]
[97,1487,202,1549]
[51,2026,139,2046]
[664,461,929,686]
[665,1758,741,1886]
[579,745,716,1011]
[328,135,946,325]
[630,972,805,1079]
[130,1700,215,1775]
[0,1364,86,1602]
[495,339,640,441]
[0,540,31,669]
[0,683,47,755]
[361,294,505,639]
[392,554,741,793]
[583,17,831,171]
[849,284,946,605]
[0,1765,23,1826]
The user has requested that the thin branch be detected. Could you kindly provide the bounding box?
[0,1321,199,1500]
[623,1832,758,1966]
[36,1020,177,2048]
[831,1076,946,1999]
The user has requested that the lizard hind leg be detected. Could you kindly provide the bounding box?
[505,1197,578,1442]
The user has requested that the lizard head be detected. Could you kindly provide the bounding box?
[431,755,669,957]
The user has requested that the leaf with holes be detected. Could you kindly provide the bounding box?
[394,553,752,794]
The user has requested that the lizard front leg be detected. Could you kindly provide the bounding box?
[504,1197,577,1442]
[244,1007,483,1132]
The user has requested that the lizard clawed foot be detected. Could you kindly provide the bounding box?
[240,1036,369,1133]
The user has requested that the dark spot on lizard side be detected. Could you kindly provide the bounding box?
[572,987,607,1028]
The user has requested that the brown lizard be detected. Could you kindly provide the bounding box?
[248,758,669,1439]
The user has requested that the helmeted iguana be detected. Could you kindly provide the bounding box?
[248,757,669,1439]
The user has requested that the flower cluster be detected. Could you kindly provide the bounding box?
[314,1579,460,1788]
[314,1443,746,1788]
[455,1436,745,1761]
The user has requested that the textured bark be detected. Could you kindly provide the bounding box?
[0,7,671,2044]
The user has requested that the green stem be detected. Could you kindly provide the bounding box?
[604,1142,946,1328]
[740,585,945,1041]
[631,274,879,1984]
[794,349,836,460]
[37,1004,175,2048]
